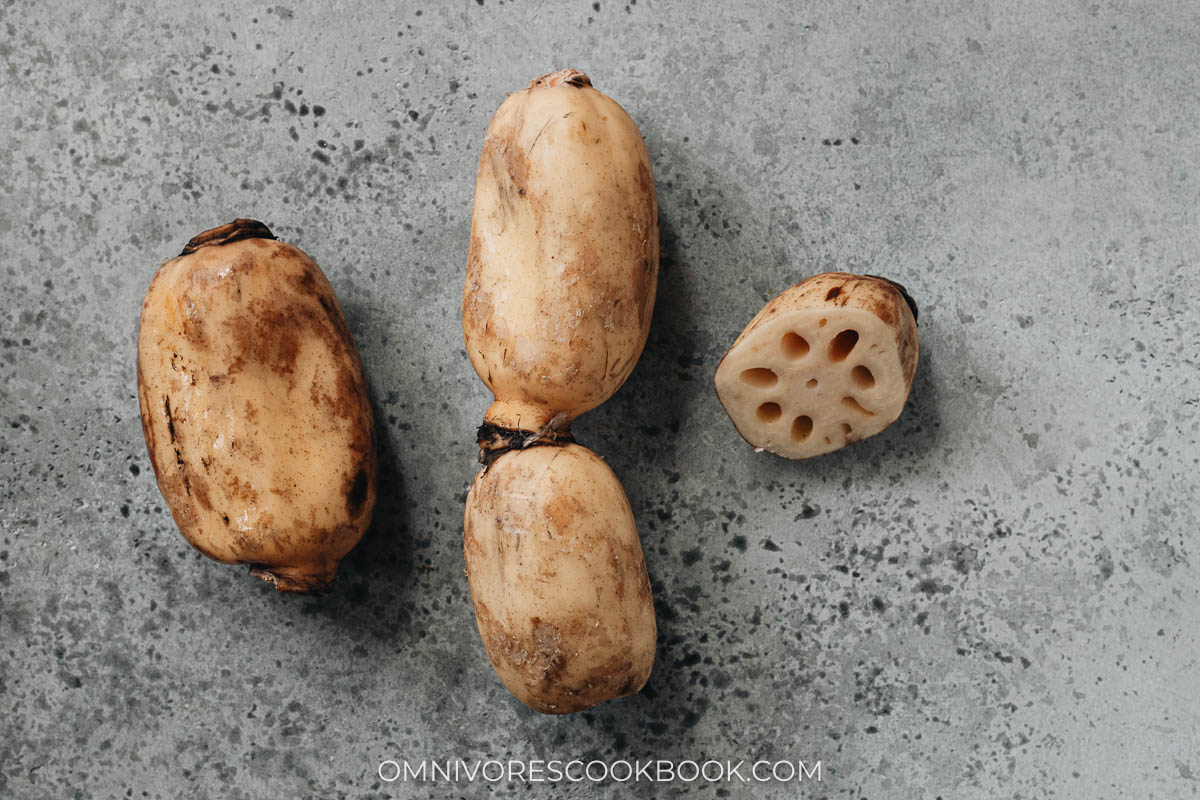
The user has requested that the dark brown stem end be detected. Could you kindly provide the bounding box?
[181,219,276,256]
[476,421,575,467]
[527,69,592,90]
[249,563,335,594]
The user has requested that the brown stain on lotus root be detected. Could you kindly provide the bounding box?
[345,467,368,516]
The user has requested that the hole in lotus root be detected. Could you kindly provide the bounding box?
[806,378,818,389]
[739,367,778,388]
[757,402,782,423]
[850,365,875,389]
[792,415,813,441]
[842,396,875,416]
[829,329,860,361]
[780,332,810,359]
[841,423,853,436]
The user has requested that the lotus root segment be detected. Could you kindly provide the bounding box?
[463,67,659,434]
[464,444,656,714]
[137,219,377,592]
[714,272,919,459]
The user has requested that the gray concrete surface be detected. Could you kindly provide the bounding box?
[2,0,1198,797]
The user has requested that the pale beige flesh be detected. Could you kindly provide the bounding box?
[714,272,919,459]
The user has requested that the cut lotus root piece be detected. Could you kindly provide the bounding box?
[714,272,919,459]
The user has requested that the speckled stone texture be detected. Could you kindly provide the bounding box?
[2,1,1198,798]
